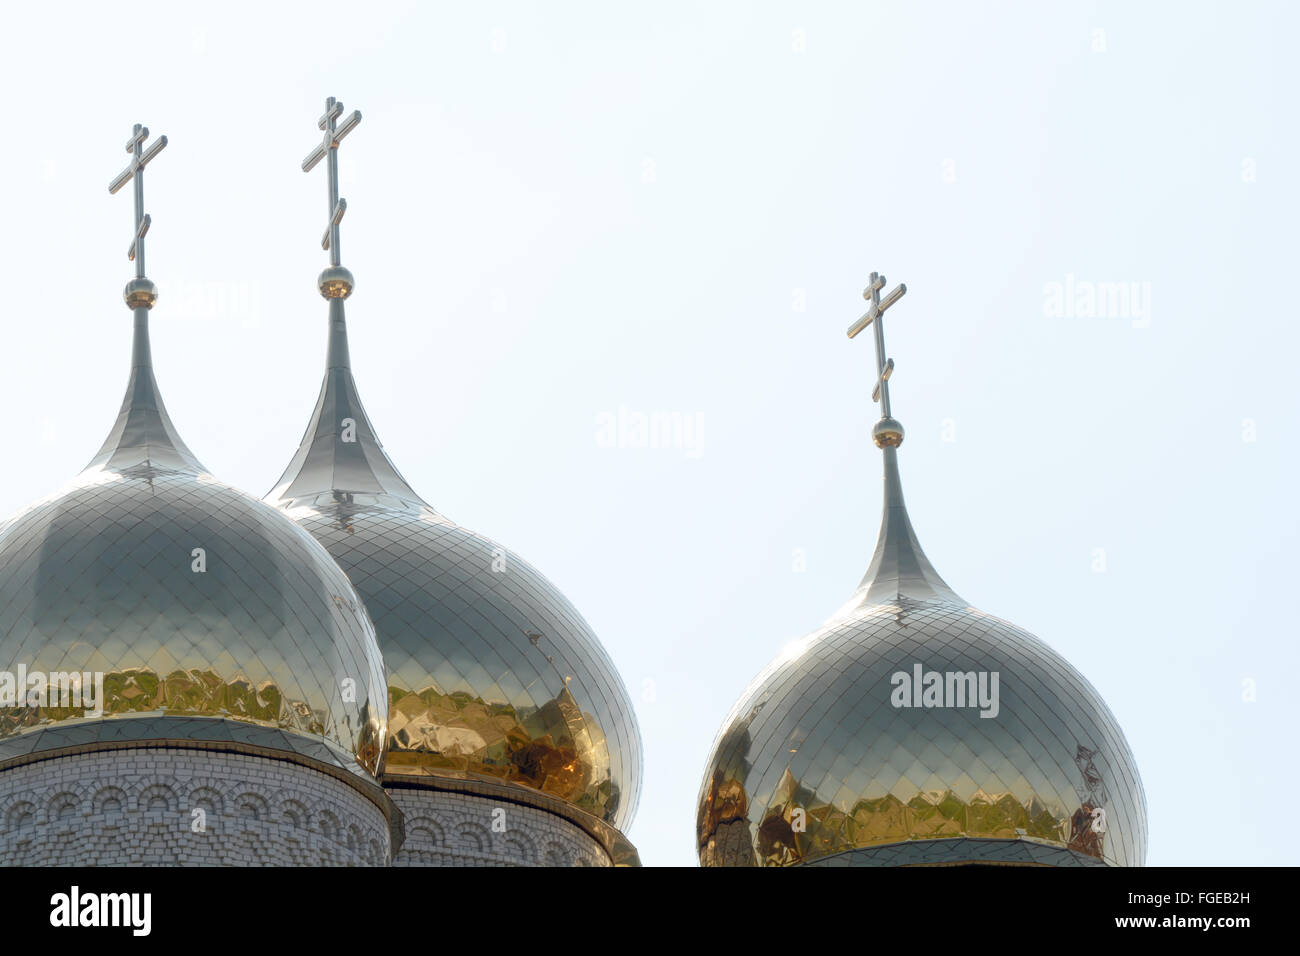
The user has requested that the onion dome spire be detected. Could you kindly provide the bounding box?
[87,123,202,475]
[696,273,1147,868]
[0,121,390,787]
[268,97,424,509]
[265,97,644,852]
[839,271,960,611]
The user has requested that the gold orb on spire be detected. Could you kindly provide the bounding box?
[318,265,355,299]
[872,416,904,448]
[123,277,158,310]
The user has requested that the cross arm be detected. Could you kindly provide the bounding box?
[334,109,361,144]
[321,199,347,250]
[108,135,168,194]
[127,214,151,262]
[846,282,906,338]
[303,109,362,172]
[302,141,328,173]
[125,126,149,153]
[871,357,894,402]
[318,99,343,130]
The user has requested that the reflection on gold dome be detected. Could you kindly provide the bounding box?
[696,595,1144,868]
[0,664,384,776]
[271,494,642,830]
[697,448,1145,868]
[265,170,643,832]
[701,271,1146,870]
[696,599,1138,867]
[384,683,618,817]
[3,667,323,738]
[0,465,389,779]
[701,767,1081,867]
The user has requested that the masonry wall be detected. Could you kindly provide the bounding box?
[0,748,392,866]
[387,786,610,867]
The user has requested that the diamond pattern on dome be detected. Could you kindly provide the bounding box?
[698,445,1146,868]
[697,598,1147,867]
[268,295,642,831]
[278,497,642,830]
[0,304,387,778]
[0,466,388,775]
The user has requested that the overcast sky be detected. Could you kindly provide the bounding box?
[1,1,1295,866]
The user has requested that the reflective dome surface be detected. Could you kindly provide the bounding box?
[0,311,388,777]
[268,299,642,830]
[698,447,1147,867]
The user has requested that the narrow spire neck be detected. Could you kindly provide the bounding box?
[131,308,152,369]
[84,308,205,475]
[326,298,350,369]
[266,297,426,510]
[837,446,963,613]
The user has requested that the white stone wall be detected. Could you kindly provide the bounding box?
[388,786,610,867]
[0,748,392,866]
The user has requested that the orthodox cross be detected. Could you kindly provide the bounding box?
[302,96,362,266]
[108,124,167,278]
[846,272,907,420]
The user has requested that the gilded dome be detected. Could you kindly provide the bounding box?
[698,446,1147,867]
[0,310,388,778]
[267,299,642,830]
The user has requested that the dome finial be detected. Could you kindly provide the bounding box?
[92,120,202,474]
[268,94,427,509]
[839,271,959,608]
[846,271,907,448]
[109,123,167,310]
[303,96,362,299]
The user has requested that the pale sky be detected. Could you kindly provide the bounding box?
[1,1,1295,866]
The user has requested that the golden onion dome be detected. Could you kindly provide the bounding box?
[698,445,1147,867]
[0,307,388,779]
[266,297,642,831]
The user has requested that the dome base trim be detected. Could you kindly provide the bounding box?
[0,721,403,851]
[802,837,1111,867]
[383,770,639,866]
[387,785,610,866]
[0,746,394,865]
